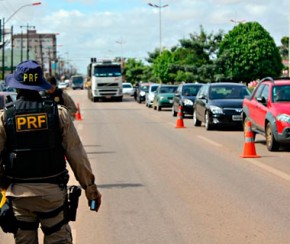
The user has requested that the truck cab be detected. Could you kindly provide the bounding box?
[87,58,123,102]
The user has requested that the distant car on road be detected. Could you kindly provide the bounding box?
[71,75,84,90]
[135,83,150,103]
[122,82,134,96]
[193,82,250,130]
[172,83,202,117]
[152,85,178,111]
[58,80,69,90]
[145,83,159,107]
[242,77,290,151]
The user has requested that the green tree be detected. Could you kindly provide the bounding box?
[171,26,224,83]
[123,58,146,85]
[146,48,160,64]
[279,36,288,60]
[152,50,174,83]
[217,22,283,83]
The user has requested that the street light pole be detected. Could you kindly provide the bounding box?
[1,1,41,79]
[230,19,246,25]
[116,39,125,66]
[5,2,41,24]
[148,0,169,55]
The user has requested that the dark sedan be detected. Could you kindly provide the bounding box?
[172,83,202,117]
[193,83,251,130]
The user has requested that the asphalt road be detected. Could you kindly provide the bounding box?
[2,90,290,244]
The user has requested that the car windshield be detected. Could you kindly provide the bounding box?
[123,84,132,88]
[182,85,202,96]
[209,85,250,99]
[151,85,159,92]
[272,85,290,102]
[72,77,83,83]
[141,85,150,92]
[94,65,121,77]
[159,86,178,93]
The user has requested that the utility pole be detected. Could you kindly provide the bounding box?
[10,25,13,73]
[20,30,23,62]
[20,24,35,60]
[2,18,5,80]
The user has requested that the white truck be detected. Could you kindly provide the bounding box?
[87,58,123,102]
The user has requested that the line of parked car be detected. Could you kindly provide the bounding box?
[131,79,290,152]
[133,82,250,130]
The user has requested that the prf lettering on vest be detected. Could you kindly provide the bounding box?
[15,113,48,132]
[23,73,38,82]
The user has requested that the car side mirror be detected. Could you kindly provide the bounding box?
[257,96,267,105]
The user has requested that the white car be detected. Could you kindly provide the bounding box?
[57,81,69,90]
[122,82,134,96]
[145,83,160,107]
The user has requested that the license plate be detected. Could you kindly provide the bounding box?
[232,115,242,121]
[169,100,173,103]
[105,96,112,99]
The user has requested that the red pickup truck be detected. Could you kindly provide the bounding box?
[242,77,290,151]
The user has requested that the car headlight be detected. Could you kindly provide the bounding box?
[183,99,193,106]
[209,105,223,114]
[149,94,155,100]
[140,91,145,96]
[277,114,290,123]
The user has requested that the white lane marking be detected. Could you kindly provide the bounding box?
[197,135,222,147]
[246,158,290,181]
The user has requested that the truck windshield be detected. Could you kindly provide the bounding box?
[94,65,121,77]
[72,77,83,83]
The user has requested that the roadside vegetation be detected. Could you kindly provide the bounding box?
[123,22,287,85]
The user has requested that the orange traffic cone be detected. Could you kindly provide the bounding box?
[240,121,260,158]
[175,106,185,128]
[75,103,82,121]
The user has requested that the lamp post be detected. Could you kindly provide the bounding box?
[116,39,125,68]
[5,2,41,24]
[148,0,169,55]
[230,19,246,25]
[1,1,41,79]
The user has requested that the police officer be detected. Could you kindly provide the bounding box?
[0,60,101,243]
[44,75,78,119]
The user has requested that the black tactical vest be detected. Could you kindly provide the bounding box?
[3,98,66,182]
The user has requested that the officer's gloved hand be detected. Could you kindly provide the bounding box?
[85,184,102,212]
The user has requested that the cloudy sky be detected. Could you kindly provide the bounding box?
[1,0,289,74]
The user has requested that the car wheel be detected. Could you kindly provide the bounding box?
[153,104,156,110]
[172,106,177,117]
[157,104,161,111]
[243,117,256,141]
[205,111,213,130]
[193,110,201,126]
[266,122,279,151]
